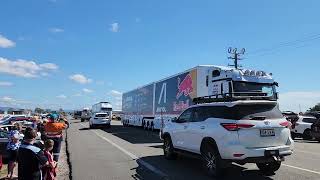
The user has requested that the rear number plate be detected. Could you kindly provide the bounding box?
[260,129,275,137]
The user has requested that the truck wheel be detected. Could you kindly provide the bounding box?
[201,143,222,177]
[256,161,281,175]
[303,129,312,140]
[163,136,177,160]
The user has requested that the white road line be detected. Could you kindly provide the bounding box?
[283,164,320,175]
[79,123,169,179]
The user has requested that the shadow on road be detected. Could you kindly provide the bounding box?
[101,125,162,144]
[79,127,90,131]
[138,155,274,180]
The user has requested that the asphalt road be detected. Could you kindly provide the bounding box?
[67,119,320,180]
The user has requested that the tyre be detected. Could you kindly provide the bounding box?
[303,129,312,140]
[256,161,281,175]
[201,143,222,177]
[163,136,177,160]
[291,132,296,140]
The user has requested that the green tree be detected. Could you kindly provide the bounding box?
[309,103,320,112]
[34,107,44,114]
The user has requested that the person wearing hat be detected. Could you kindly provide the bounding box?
[18,127,48,180]
[44,113,68,162]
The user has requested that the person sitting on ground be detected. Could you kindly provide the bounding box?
[6,132,20,179]
[42,139,57,180]
[18,127,48,180]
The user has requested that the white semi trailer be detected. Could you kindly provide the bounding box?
[122,65,278,130]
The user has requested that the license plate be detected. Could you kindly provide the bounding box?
[265,150,279,157]
[260,129,275,137]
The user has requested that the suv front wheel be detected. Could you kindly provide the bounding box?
[163,136,177,160]
[256,161,281,175]
[201,143,222,177]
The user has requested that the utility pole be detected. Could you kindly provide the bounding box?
[228,47,245,69]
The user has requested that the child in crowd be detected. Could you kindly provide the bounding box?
[42,139,57,180]
[6,132,20,179]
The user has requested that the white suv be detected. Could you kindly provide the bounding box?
[89,113,111,128]
[291,115,317,140]
[161,100,294,177]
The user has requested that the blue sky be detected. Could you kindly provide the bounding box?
[0,0,319,111]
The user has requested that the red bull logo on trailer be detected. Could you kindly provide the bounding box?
[176,74,194,99]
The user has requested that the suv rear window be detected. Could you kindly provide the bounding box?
[95,114,108,118]
[198,104,283,120]
[302,118,317,124]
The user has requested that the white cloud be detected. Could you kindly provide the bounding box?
[108,90,122,110]
[73,93,82,97]
[0,57,59,78]
[279,91,320,112]
[0,34,15,48]
[69,74,92,84]
[0,96,31,107]
[109,23,119,32]
[56,94,67,99]
[83,88,93,93]
[39,63,58,70]
[109,90,122,97]
[0,81,13,87]
[49,28,64,33]
[1,96,14,103]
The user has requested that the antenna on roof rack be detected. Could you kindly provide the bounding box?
[227,47,245,69]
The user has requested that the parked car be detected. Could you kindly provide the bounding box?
[161,100,293,177]
[304,111,320,119]
[81,109,91,122]
[89,113,111,129]
[311,119,320,142]
[0,116,35,126]
[291,116,317,140]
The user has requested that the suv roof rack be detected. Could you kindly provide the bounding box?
[193,92,277,104]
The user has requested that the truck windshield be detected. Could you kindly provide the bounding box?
[233,82,274,96]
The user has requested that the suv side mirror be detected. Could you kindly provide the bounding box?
[172,117,178,123]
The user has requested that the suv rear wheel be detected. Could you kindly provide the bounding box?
[201,143,222,177]
[163,136,177,160]
[256,161,281,175]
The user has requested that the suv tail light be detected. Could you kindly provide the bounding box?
[221,123,255,131]
[280,121,290,128]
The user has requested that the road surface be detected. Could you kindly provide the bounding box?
[67,119,320,180]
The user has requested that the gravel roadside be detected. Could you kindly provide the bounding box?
[57,131,70,180]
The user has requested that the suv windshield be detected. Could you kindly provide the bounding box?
[233,82,275,97]
[302,118,317,124]
[199,103,283,120]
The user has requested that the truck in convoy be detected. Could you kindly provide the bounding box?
[81,108,91,122]
[122,65,278,129]
[122,65,279,130]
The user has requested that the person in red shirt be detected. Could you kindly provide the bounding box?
[42,139,57,180]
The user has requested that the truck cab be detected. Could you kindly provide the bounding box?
[197,66,278,103]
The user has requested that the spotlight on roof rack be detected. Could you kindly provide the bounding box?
[250,70,256,76]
